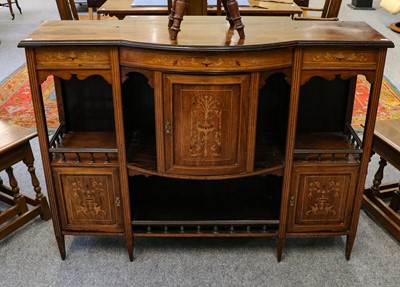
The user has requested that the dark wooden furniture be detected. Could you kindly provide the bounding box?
[363,119,400,241]
[87,0,108,19]
[0,121,51,240]
[0,0,21,20]
[97,0,303,19]
[348,0,374,10]
[19,16,393,262]
[294,0,341,20]
[294,0,309,7]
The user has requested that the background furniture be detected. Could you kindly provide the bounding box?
[348,0,374,9]
[294,0,309,6]
[380,0,400,33]
[55,0,79,20]
[0,121,51,240]
[19,17,393,262]
[87,0,107,19]
[0,0,21,19]
[168,0,244,39]
[98,0,302,19]
[363,119,400,241]
[294,0,341,20]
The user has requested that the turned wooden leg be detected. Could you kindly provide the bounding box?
[168,0,188,40]
[168,0,176,28]
[5,167,28,214]
[223,0,245,39]
[23,147,52,220]
[371,156,387,195]
[221,0,233,26]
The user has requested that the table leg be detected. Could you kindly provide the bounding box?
[6,0,15,20]
[23,144,51,220]
[371,156,387,195]
[5,166,29,214]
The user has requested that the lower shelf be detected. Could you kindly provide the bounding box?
[132,222,278,237]
[130,175,282,236]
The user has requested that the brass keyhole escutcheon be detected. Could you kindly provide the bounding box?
[115,197,121,207]
[164,121,171,134]
[289,196,295,207]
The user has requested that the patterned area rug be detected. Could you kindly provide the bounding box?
[0,65,59,128]
[1,65,400,129]
[352,75,400,128]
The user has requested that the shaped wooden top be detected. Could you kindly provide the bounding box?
[19,16,394,50]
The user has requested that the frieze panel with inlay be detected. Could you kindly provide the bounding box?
[311,52,368,62]
[35,48,111,67]
[120,48,293,71]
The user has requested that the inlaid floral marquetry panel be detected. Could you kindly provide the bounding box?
[163,74,250,176]
[288,165,358,233]
[302,48,378,70]
[53,167,123,232]
[36,47,111,69]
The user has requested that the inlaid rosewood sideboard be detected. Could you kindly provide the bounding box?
[18,16,394,261]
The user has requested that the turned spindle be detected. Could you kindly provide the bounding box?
[168,0,244,40]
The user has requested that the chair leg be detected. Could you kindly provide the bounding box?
[14,0,21,13]
[6,0,15,20]
[88,7,94,20]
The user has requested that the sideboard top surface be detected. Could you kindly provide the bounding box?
[19,16,394,50]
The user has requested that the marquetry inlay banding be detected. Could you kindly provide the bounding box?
[120,48,293,71]
[302,48,377,70]
[311,52,368,62]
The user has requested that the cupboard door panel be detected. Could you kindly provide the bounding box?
[287,164,358,232]
[163,74,250,175]
[53,167,123,232]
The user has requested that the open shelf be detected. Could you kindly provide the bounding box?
[49,124,118,164]
[130,175,281,235]
[294,125,362,162]
[126,132,157,171]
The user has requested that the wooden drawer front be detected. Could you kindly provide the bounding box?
[287,164,358,233]
[302,48,378,70]
[120,47,293,72]
[163,74,249,175]
[35,47,111,69]
[53,167,123,232]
